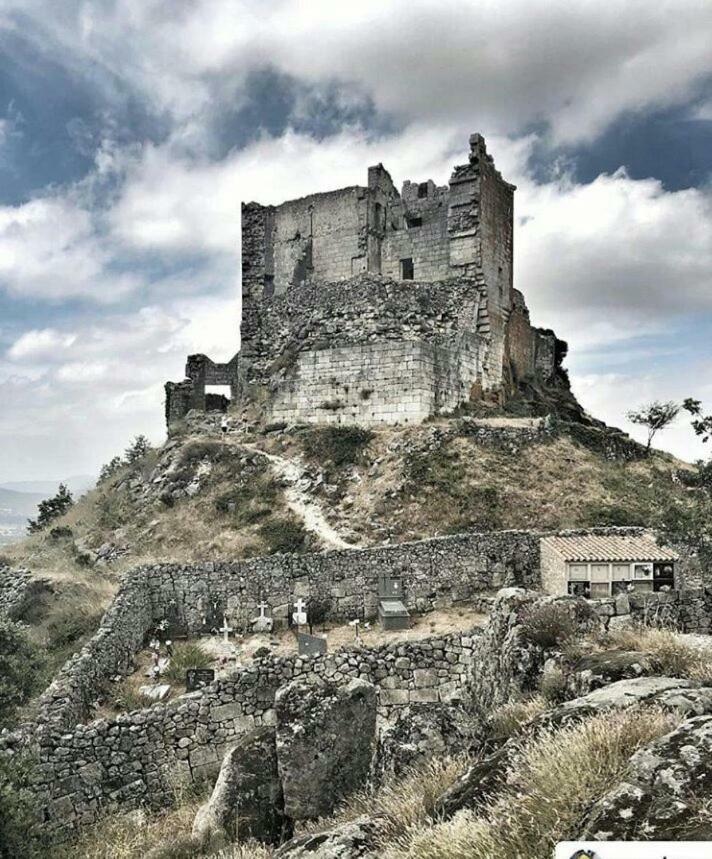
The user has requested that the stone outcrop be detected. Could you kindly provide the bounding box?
[435,677,712,821]
[275,678,377,820]
[583,715,712,839]
[275,815,385,858]
[192,728,287,845]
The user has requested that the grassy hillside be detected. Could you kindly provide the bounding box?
[4,416,701,582]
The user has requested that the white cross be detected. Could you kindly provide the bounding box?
[293,597,308,627]
[257,602,269,618]
[219,614,233,642]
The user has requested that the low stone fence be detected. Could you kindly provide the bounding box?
[34,626,480,831]
[591,589,712,634]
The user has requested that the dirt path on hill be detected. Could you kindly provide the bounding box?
[246,445,362,550]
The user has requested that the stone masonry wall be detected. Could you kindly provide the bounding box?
[592,588,712,635]
[0,566,48,621]
[28,530,540,738]
[264,338,481,426]
[32,626,480,831]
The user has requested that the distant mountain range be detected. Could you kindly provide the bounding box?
[0,475,95,496]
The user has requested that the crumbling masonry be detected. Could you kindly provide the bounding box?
[165,134,565,427]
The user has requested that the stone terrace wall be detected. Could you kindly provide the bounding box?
[34,627,480,831]
[239,275,483,378]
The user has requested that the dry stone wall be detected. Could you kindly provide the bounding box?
[0,566,48,621]
[32,625,480,831]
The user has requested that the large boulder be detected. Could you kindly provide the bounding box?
[375,702,478,780]
[192,728,287,845]
[275,815,384,858]
[583,715,712,839]
[435,678,712,821]
[275,677,377,820]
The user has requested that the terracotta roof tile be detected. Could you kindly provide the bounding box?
[541,534,678,563]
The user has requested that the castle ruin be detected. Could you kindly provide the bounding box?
[165,134,564,428]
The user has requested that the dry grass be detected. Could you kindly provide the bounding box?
[382,706,679,859]
[600,625,712,683]
[299,757,468,846]
[62,781,276,859]
[487,695,547,739]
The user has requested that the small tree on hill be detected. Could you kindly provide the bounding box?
[98,456,123,484]
[124,434,151,465]
[683,398,712,445]
[27,483,73,533]
[626,400,680,451]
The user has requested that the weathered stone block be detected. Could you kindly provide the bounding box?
[275,677,377,820]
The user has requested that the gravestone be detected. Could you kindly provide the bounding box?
[298,631,327,656]
[292,597,308,627]
[253,601,274,634]
[186,668,215,692]
[377,574,410,631]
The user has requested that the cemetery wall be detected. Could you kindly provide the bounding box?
[28,529,540,735]
[591,588,712,634]
[33,625,481,831]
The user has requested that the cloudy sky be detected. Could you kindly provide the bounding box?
[0,0,711,482]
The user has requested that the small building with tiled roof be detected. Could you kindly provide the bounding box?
[540,532,678,598]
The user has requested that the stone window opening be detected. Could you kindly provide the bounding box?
[406,215,423,228]
[205,385,231,413]
[400,258,414,280]
[417,182,429,199]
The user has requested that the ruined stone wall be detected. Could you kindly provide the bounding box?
[0,566,45,621]
[33,627,480,831]
[381,183,451,281]
[238,275,486,422]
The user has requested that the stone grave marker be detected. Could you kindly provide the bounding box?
[297,631,327,656]
[219,614,233,642]
[292,597,308,627]
[252,601,274,633]
[186,668,215,692]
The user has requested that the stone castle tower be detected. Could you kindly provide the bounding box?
[165,134,563,428]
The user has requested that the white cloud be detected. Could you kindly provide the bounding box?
[514,169,712,349]
[5,1,711,145]
[7,328,77,361]
[0,196,140,301]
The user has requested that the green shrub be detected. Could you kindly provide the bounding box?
[165,643,212,685]
[213,474,281,525]
[27,483,73,533]
[46,608,101,649]
[259,515,308,554]
[301,426,374,466]
[0,619,43,726]
[0,753,44,858]
[124,435,152,464]
[582,503,640,527]
[519,602,579,649]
